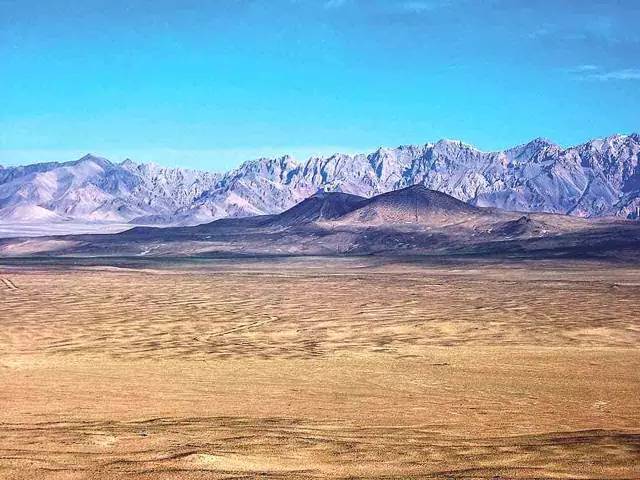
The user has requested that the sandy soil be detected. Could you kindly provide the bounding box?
[0,258,639,479]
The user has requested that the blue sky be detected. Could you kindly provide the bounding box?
[1,0,639,170]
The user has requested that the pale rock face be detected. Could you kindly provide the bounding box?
[0,155,220,224]
[0,134,639,229]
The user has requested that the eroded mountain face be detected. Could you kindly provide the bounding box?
[1,133,639,227]
[0,155,221,224]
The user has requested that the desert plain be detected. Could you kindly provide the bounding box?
[0,256,638,479]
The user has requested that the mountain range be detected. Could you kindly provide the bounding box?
[1,133,639,237]
[2,185,638,259]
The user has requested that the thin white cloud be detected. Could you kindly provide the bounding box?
[567,65,640,81]
[588,69,640,81]
[567,64,599,73]
[527,14,639,44]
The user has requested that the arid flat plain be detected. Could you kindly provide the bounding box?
[0,257,639,479]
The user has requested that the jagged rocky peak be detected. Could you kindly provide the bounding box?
[77,153,103,161]
[71,153,112,168]
[0,153,220,224]
[506,137,559,160]
[581,133,633,152]
[120,158,137,169]
[227,154,300,180]
[435,138,478,149]
[528,137,556,147]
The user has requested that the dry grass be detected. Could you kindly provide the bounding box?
[1,258,639,479]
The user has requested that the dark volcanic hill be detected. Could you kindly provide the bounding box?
[265,191,366,227]
[0,186,638,260]
[335,185,485,227]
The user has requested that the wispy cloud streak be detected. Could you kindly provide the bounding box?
[568,65,640,81]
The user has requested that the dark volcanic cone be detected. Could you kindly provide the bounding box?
[337,184,484,226]
[266,191,366,226]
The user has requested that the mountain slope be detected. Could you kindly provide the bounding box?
[335,185,485,227]
[266,191,366,227]
[0,155,220,225]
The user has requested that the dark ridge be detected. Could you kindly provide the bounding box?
[265,191,366,226]
[341,184,482,225]
[191,215,276,230]
[369,184,479,212]
[492,215,546,237]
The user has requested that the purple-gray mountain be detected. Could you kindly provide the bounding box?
[1,134,639,232]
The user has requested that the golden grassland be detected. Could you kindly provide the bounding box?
[0,258,639,479]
